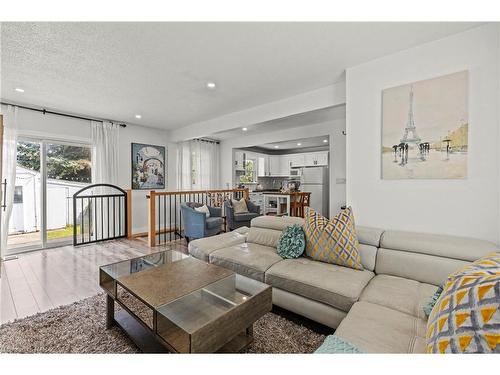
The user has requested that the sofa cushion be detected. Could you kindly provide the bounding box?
[335,301,427,353]
[356,226,384,247]
[375,248,468,286]
[247,227,282,248]
[188,227,248,262]
[209,243,283,282]
[251,215,304,231]
[205,216,222,230]
[304,206,364,270]
[359,244,377,272]
[380,230,497,262]
[265,257,374,312]
[234,212,260,222]
[359,274,438,320]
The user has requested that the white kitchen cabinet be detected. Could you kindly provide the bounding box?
[234,151,245,171]
[257,155,268,177]
[279,155,291,176]
[304,152,328,167]
[289,154,305,168]
[269,155,281,176]
[315,151,329,166]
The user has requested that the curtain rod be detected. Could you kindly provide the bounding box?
[0,101,127,128]
[193,137,220,144]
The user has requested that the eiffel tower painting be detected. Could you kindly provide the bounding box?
[400,86,421,145]
[381,70,469,179]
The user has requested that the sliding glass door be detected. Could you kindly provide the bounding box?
[6,138,91,254]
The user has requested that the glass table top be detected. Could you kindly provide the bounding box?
[156,273,268,334]
[100,249,188,280]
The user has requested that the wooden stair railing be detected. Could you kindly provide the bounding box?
[147,188,249,247]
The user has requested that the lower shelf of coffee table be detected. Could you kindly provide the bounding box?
[113,307,253,353]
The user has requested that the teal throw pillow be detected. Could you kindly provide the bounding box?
[277,224,305,259]
[423,286,443,317]
[315,335,363,354]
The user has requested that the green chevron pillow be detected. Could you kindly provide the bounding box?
[277,224,305,259]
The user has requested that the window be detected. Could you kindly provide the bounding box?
[239,160,255,183]
[13,186,23,204]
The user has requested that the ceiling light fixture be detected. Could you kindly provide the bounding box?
[206,82,216,89]
[14,88,25,93]
[242,127,248,131]
[135,114,142,119]
[323,139,328,143]
[297,143,302,146]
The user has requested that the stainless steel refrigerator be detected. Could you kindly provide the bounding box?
[300,166,329,217]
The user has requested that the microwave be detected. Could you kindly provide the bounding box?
[289,168,302,177]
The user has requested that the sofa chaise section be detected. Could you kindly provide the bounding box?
[334,301,427,353]
[188,226,249,262]
[265,257,374,312]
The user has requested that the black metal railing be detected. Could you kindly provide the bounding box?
[147,188,248,247]
[73,183,128,246]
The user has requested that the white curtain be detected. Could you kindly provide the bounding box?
[91,121,120,185]
[177,139,220,190]
[1,106,19,258]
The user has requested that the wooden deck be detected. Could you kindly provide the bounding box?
[0,238,188,325]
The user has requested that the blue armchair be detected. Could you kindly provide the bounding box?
[224,199,261,231]
[181,202,223,242]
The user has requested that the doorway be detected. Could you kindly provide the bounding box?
[6,138,92,254]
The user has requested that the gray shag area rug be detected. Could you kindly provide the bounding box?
[0,294,326,354]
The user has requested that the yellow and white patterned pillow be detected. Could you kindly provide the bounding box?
[304,206,363,271]
[426,253,500,353]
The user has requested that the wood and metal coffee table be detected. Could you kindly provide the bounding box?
[99,250,272,353]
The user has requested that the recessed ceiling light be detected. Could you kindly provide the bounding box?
[297,143,302,146]
[274,145,279,149]
[206,82,216,89]
[323,139,328,143]
[242,127,248,131]
[14,88,24,93]
[135,114,142,119]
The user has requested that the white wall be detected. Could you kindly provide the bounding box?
[220,119,347,216]
[5,106,176,234]
[346,24,500,243]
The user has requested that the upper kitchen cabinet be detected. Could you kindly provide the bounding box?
[234,151,246,171]
[289,154,305,168]
[257,155,268,177]
[304,151,328,167]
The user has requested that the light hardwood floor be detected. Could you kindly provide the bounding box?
[0,238,188,325]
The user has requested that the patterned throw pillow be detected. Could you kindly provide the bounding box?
[426,253,500,353]
[277,224,306,259]
[303,206,363,270]
[231,198,249,214]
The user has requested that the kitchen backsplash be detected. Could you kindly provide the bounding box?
[237,177,287,191]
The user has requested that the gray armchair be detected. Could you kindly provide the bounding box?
[224,199,261,231]
[181,202,223,242]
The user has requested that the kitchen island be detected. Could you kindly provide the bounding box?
[261,191,310,217]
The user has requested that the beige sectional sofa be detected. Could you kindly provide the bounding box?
[188,216,497,353]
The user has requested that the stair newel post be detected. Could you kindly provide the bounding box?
[148,190,156,247]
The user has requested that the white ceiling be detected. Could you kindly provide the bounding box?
[213,105,344,140]
[259,135,330,151]
[1,22,482,130]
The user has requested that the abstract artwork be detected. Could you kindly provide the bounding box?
[131,143,166,189]
[381,71,468,179]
